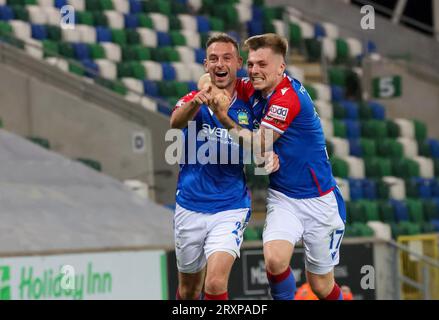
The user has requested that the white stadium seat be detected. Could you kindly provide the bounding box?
[321,119,334,138]
[77,25,96,43]
[188,0,202,11]
[314,100,333,119]
[137,28,158,47]
[413,156,434,178]
[346,37,363,58]
[10,20,31,41]
[383,176,406,200]
[67,0,85,11]
[335,177,350,201]
[181,30,201,49]
[235,3,252,23]
[62,28,81,42]
[101,42,121,62]
[46,57,69,72]
[343,156,365,179]
[38,0,54,6]
[367,222,391,240]
[172,62,192,82]
[322,38,336,62]
[27,5,48,25]
[104,11,124,29]
[397,137,418,158]
[113,0,130,14]
[178,14,197,32]
[286,65,304,83]
[25,38,43,60]
[395,118,415,138]
[121,78,144,95]
[149,13,169,32]
[175,46,196,64]
[125,92,142,104]
[272,20,287,38]
[142,61,163,81]
[188,63,205,82]
[322,22,339,39]
[329,137,350,157]
[298,20,314,39]
[42,7,61,26]
[141,96,158,113]
[310,82,331,101]
[95,59,117,80]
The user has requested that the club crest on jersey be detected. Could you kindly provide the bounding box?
[267,105,289,121]
[238,111,249,125]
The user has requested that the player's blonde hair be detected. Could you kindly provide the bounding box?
[206,33,240,56]
[243,33,288,61]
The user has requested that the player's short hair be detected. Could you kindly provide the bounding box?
[243,33,288,60]
[206,33,240,55]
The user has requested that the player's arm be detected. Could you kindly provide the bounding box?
[170,87,212,129]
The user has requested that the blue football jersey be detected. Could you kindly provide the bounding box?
[173,90,255,213]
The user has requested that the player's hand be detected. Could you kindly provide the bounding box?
[210,90,231,118]
[192,86,212,107]
[263,151,280,174]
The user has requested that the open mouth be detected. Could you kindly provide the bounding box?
[215,71,228,79]
[251,76,264,84]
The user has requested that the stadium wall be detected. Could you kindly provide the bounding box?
[0,44,179,205]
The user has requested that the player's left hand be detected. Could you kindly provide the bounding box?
[263,151,280,174]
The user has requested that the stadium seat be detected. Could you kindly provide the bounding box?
[391,200,409,222]
[383,176,406,200]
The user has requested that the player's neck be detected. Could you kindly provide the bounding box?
[261,78,282,98]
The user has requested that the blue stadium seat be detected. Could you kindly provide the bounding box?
[331,85,345,102]
[96,27,112,42]
[362,178,377,200]
[81,59,99,78]
[31,24,47,40]
[129,0,142,14]
[158,103,172,116]
[433,180,439,197]
[340,101,359,119]
[161,63,176,80]
[73,43,90,60]
[415,178,434,199]
[344,120,361,139]
[431,219,439,232]
[247,21,263,37]
[124,14,139,28]
[391,200,409,222]
[143,80,159,97]
[195,48,206,64]
[54,0,67,9]
[157,31,172,47]
[349,178,364,201]
[349,139,362,157]
[367,40,377,53]
[187,81,197,92]
[237,68,248,77]
[227,31,241,44]
[0,5,14,21]
[369,101,386,120]
[428,139,439,158]
[314,23,326,38]
[196,16,210,33]
[252,6,263,21]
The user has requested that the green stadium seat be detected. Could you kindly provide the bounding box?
[413,120,427,140]
[126,30,141,45]
[42,40,59,58]
[326,140,334,158]
[304,39,322,62]
[423,200,439,222]
[332,103,346,119]
[77,11,95,26]
[376,178,390,199]
[348,223,374,237]
[364,157,392,178]
[170,31,186,46]
[59,42,75,58]
[360,138,377,157]
[328,67,347,87]
[0,21,13,36]
[209,17,225,32]
[386,120,401,138]
[404,179,419,198]
[92,12,108,26]
[289,22,302,48]
[421,222,436,234]
[111,80,127,96]
[435,159,439,177]
[359,102,373,120]
[100,0,114,10]
[76,158,102,171]
[392,158,420,178]
[137,14,154,28]
[0,117,3,128]
[144,0,171,15]
[406,199,424,223]
[11,6,29,21]
[244,226,259,241]
[333,120,347,138]
[361,120,388,139]
[85,0,100,11]
[304,85,317,101]
[335,38,349,64]
[46,25,61,42]
[89,44,106,59]
[379,201,395,223]
[331,157,349,178]
[376,139,403,158]
[69,62,85,76]
[111,29,127,45]
[358,200,380,221]
[27,136,50,149]
[245,163,269,190]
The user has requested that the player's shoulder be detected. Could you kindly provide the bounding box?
[270,76,300,108]
[235,77,254,102]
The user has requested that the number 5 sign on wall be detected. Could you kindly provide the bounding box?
[372,76,402,99]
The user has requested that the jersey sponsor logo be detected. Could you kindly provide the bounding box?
[267,105,289,121]
[281,87,290,95]
[176,99,185,108]
[238,111,249,125]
